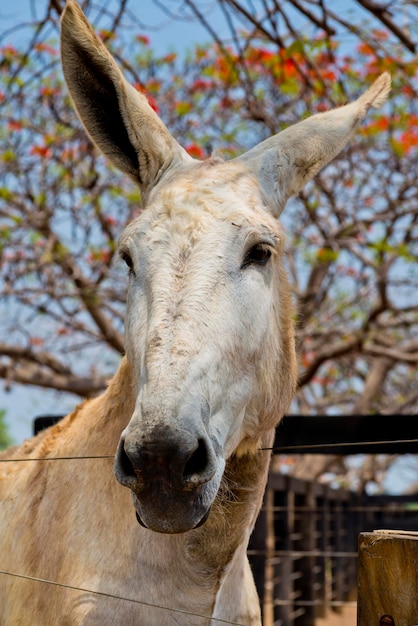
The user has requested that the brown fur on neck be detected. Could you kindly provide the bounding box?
[186,430,274,570]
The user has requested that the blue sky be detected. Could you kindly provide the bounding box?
[1,0,228,52]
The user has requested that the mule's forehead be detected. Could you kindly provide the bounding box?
[153,160,266,216]
[120,160,281,246]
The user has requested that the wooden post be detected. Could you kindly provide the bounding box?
[248,494,268,613]
[263,488,275,626]
[274,487,294,626]
[296,483,316,625]
[316,489,329,619]
[358,530,418,626]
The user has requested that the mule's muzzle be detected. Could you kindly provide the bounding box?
[114,428,220,533]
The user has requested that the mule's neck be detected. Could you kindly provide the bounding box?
[68,357,137,456]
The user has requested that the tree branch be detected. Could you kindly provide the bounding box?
[355,0,416,53]
[0,362,106,398]
[0,343,72,376]
[298,334,361,388]
[351,355,393,414]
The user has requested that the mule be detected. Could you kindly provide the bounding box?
[0,1,390,623]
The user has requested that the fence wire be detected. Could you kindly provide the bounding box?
[1,436,418,624]
[0,569,246,625]
[2,437,418,463]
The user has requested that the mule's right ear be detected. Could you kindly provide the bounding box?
[60,0,192,196]
[236,72,391,217]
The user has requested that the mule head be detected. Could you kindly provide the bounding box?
[61,0,390,533]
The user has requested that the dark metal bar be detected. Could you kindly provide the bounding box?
[274,415,418,454]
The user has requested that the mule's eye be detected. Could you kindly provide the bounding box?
[120,251,133,270]
[243,244,272,268]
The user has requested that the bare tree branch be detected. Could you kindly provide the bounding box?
[355,0,416,52]
[0,363,106,397]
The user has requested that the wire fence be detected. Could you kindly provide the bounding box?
[2,435,418,462]
[248,472,418,626]
[0,569,245,625]
[1,429,418,624]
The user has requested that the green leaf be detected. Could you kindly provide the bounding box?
[175,101,192,116]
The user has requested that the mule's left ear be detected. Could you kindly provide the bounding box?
[60,0,192,198]
[237,73,391,217]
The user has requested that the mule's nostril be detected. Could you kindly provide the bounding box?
[120,443,136,476]
[183,438,209,483]
[114,440,142,490]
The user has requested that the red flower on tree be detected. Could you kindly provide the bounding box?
[185,143,205,159]
[30,145,52,158]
